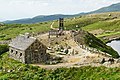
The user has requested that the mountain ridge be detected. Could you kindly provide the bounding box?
[3,2,120,24]
[88,3,120,14]
[3,14,76,24]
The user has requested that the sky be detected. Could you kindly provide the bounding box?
[0,0,120,21]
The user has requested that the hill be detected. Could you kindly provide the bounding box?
[89,3,120,14]
[82,16,120,42]
[0,22,51,41]
[74,30,119,58]
[51,12,120,41]
[2,2,120,24]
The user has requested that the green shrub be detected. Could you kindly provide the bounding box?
[0,45,9,55]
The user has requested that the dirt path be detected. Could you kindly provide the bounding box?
[50,22,55,30]
[32,52,120,70]
[33,59,120,70]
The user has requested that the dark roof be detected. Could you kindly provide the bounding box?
[9,34,36,51]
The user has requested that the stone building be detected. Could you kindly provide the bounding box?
[9,33,49,64]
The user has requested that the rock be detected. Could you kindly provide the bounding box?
[103,62,111,66]
[116,59,120,63]
[64,49,69,54]
[18,67,23,71]
[48,47,52,50]
[75,50,79,54]
[100,58,106,64]
[7,70,12,73]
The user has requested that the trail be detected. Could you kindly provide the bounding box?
[50,22,58,30]
[50,22,55,29]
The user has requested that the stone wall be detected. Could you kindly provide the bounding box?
[75,41,112,57]
[25,40,48,64]
[9,47,25,63]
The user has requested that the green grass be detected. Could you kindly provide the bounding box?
[81,19,120,43]
[0,44,9,55]
[97,31,120,38]
[0,22,51,40]
[82,19,120,31]
[86,33,119,58]
[82,19,120,36]
[53,17,106,30]
[0,52,120,80]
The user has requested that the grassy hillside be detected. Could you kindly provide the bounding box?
[1,12,120,41]
[82,19,120,39]
[52,13,120,43]
[0,44,9,55]
[53,17,107,30]
[74,30,119,58]
[83,19,120,31]
[53,12,120,31]
[52,12,120,42]
[0,53,120,80]
[0,22,51,40]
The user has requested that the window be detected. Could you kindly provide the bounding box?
[11,49,13,53]
[35,43,38,46]
[39,45,42,48]
[34,50,38,52]
[16,51,18,54]
[20,53,22,56]
[41,53,43,55]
